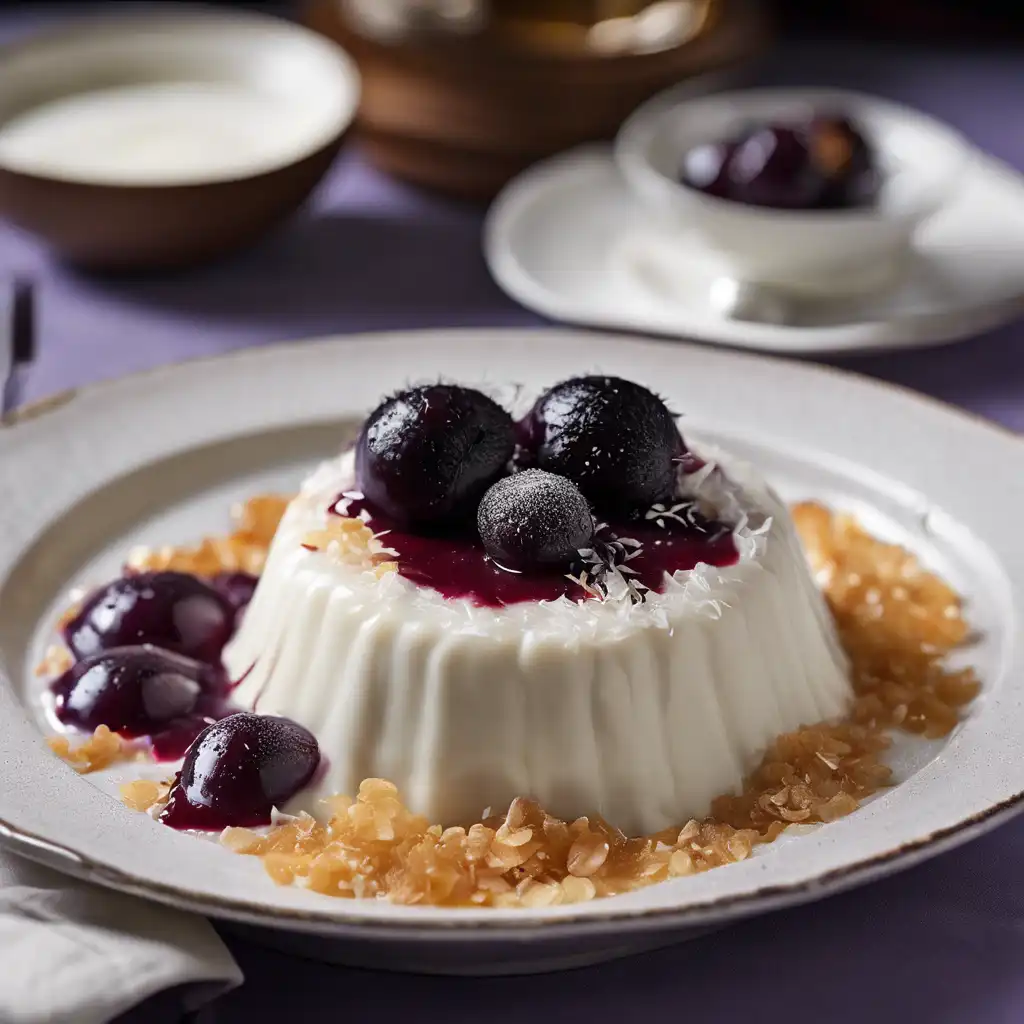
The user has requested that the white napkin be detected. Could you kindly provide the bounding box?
[0,851,242,1024]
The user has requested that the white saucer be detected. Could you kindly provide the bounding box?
[484,144,1024,355]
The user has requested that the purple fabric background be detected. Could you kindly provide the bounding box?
[1,7,1023,1022]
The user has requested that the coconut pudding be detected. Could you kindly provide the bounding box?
[225,377,850,835]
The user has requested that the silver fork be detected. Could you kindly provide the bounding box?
[1,278,35,419]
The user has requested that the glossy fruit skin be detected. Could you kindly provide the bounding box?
[477,469,594,572]
[211,572,259,616]
[680,114,879,211]
[64,571,235,665]
[522,376,685,518]
[355,384,516,527]
[51,645,219,736]
[729,125,825,209]
[680,140,737,199]
[160,712,320,831]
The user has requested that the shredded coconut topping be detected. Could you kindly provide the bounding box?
[572,528,649,604]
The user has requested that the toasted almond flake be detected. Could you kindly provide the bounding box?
[495,825,533,848]
[676,820,700,845]
[35,644,73,678]
[220,827,265,854]
[668,850,695,876]
[56,601,83,631]
[519,881,562,908]
[779,807,813,823]
[360,778,399,798]
[128,777,174,814]
[561,875,597,902]
[127,494,289,576]
[505,797,530,830]
[726,835,752,860]
[566,834,610,877]
[49,726,138,774]
[120,779,161,812]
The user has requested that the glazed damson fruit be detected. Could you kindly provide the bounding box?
[680,113,879,211]
[160,713,320,830]
[64,571,234,665]
[51,645,217,737]
[521,376,685,518]
[728,125,826,210]
[356,384,515,527]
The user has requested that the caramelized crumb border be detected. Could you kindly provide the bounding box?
[49,725,141,774]
[97,498,982,908]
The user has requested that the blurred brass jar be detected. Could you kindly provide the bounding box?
[305,0,767,198]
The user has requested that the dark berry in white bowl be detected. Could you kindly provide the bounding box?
[356,384,515,526]
[679,139,737,199]
[477,469,594,573]
[51,645,219,737]
[65,571,234,665]
[522,376,684,518]
[161,712,320,830]
[678,115,879,212]
[618,88,969,294]
[727,124,828,210]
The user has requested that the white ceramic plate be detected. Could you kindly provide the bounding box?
[1,329,1022,974]
[484,145,1024,355]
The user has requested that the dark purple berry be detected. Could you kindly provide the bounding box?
[64,571,233,665]
[680,140,736,198]
[522,376,684,518]
[211,572,259,615]
[728,125,826,210]
[685,113,880,212]
[160,712,320,831]
[356,384,515,526]
[477,469,594,573]
[51,645,220,737]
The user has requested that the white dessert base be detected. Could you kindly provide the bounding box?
[226,449,850,835]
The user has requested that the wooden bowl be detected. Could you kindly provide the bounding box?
[0,9,360,272]
[306,0,767,200]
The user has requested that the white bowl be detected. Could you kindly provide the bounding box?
[615,87,972,296]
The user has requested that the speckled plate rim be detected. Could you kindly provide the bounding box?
[0,327,1022,942]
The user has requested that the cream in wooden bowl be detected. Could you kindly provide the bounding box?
[0,8,360,270]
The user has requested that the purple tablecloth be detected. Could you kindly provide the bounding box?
[2,8,1023,1022]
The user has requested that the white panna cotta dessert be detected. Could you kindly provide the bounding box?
[226,377,850,835]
